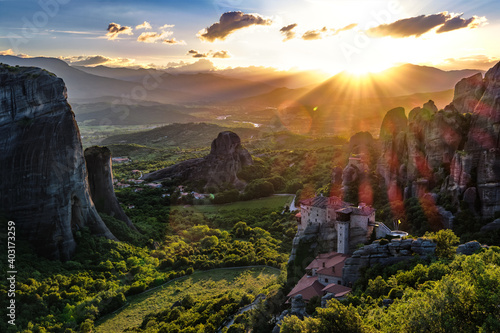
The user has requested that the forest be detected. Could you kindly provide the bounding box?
[2,126,500,333]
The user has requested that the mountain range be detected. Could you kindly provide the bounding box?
[0,55,483,133]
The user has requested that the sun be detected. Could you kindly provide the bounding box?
[343,61,393,76]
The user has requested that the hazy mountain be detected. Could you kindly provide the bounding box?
[232,64,480,108]
[74,65,279,102]
[216,66,329,89]
[0,55,197,104]
[299,64,482,105]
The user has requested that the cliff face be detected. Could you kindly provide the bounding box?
[447,63,500,217]
[144,131,253,190]
[84,146,136,230]
[0,65,116,260]
[375,61,500,217]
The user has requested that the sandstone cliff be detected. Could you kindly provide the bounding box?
[85,146,137,230]
[144,131,253,190]
[0,64,116,260]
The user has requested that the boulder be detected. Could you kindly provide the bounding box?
[480,218,500,233]
[456,241,484,255]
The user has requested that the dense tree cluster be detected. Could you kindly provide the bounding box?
[279,242,500,333]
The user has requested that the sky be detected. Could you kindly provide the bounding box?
[0,0,499,74]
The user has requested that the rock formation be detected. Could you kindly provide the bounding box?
[446,62,500,217]
[375,63,500,218]
[144,131,253,190]
[456,241,486,255]
[84,146,136,230]
[377,107,408,201]
[341,131,377,201]
[342,238,436,285]
[0,64,116,260]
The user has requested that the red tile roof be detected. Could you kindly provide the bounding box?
[317,261,346,278]
[305,252,349,272]
[287,275,325,302]
[321,283,351,297]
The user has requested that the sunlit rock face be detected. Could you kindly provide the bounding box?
[448,62,500,217]
[144,131,253,190]
[0,65,115,260]
[85,146,136,230]
[377,107,408,201]
[375,61,500,217]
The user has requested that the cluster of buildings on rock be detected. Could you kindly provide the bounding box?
[288,195,392,303]
[296,195,390,253]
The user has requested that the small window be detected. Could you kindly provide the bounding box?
[338,280,341,284]
[325,278,328,283]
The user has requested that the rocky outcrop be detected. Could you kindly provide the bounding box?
[447,73,485,114]
[144,131,253,190]
[377,107,408,201]
[479,218,500,233]
[0,65,116,260]
[342,238,436,285]
[342,132,375,198]
[445,62,500,217]
[456,241,485,255]
[84,146,136,230]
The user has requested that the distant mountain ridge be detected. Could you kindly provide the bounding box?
[0,55,278,104]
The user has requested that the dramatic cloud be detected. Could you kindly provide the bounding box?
[135,21,152,30]
[106,22,133,40]
[437,55,500,70]
[60,55,135,67]
[367,12,487,38]
[280,23,298,42]
[163,38,186,45]
[212,50,231,58]
[137,31,173,43]
[302,27,327,40]
[187,50,231,58]
[188,50,207,58]
[198,11,272,42]
[437,14,486,33]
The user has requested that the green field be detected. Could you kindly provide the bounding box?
[95,267,279,333]
[178,194,295,213]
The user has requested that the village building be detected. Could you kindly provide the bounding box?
[287,251,352,303]
[296,196,389,254]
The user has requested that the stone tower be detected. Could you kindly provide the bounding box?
[337,220,350,254]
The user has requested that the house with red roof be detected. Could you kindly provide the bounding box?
[287,251,352,303]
